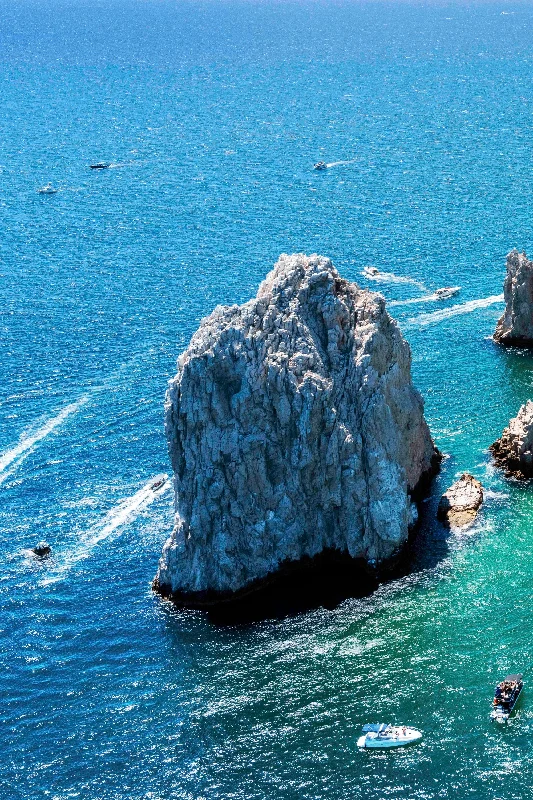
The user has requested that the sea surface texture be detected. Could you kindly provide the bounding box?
[3,2,533,798]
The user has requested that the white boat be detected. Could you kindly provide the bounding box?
[363,266,380,277]
[149,473,168,492]
[314,161,327,170]
[434,286,460,300]
[37,183,58,195]
[357,723,423,749]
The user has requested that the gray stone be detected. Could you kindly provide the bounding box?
[437,473,483,527]
[494,250,533,346]
[154,254,440,603]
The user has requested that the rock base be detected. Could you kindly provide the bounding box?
[153,546,415,622]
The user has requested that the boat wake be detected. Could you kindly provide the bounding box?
[389,293,449,307]
[362,270,427,291]
[40,477,170,586]
[0,397,89,484]
[406,294,504,327]
[326,159,357,168]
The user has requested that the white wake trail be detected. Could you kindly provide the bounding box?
[362,270,427,291]
[0,397,89,483]
[326,159,357,167]
[389,294,444,307]
[40,479,170,586]
[406,294,504,327]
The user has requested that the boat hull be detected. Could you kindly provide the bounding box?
[357,730,423,749]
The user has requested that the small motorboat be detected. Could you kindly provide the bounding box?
[314,161,327,170]
[32,541,51,557]
[491,674,523,722]
[89,162,111,169]
[357,723,423,749]
[37,183,58,195]
[363,266,380,277]
[434,286,461,300]
[149,473,168,492]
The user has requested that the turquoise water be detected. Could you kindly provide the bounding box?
[5,2,533,797]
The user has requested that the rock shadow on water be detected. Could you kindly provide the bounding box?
[154,481,451,626]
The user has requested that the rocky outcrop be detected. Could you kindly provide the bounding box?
[154,254,440,606]
[437,473,483,527]
[494,250,533,346]
[490,401,533,478]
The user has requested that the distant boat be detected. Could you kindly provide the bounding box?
[357,724,423,749]
[434,286,461,300]
[491,674,523,722]
[363,266,380,277]
[149,473,168,492]
[313,161,327,170]
[37,183,58,195]
[89,162,111,169]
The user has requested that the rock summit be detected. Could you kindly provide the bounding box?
[154,254,440,606]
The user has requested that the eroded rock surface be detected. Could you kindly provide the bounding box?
[494,250,533,346]
[154,254,440,604]
[490,401,533,478]
[437,473,483,527]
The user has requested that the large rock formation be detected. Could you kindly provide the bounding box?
[490,400,533,478]
[154,254,440,606]
[494,250,533,346]
[437,473,483,527]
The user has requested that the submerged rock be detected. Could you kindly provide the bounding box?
[494,250,533,346]
[32,541,51,557]
[437,473,483,527]
[490,401,533,478]
[154,254,440,607]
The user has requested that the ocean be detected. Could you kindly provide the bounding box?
[3,1,533,797]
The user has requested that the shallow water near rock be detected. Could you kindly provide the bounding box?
[4,1,533,798]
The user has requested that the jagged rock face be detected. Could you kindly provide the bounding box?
[490,401,533,478]
[437,473,483,527]
[494,250,533,345]
[155,254,439,602]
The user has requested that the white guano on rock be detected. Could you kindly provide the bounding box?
[154,254,439,602]
[494,250,533,346]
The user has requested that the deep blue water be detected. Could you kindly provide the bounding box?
[5,2,533,798]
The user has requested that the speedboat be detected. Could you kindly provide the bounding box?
[90,162,111,169]
[32,541,51,557]
[314,161,327,170]
[149,473,168,492]
[37,183,58,195]
[357,723,423,749]
[434,286,461,300]
[491,674,523,722]
[363,266,380,277]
